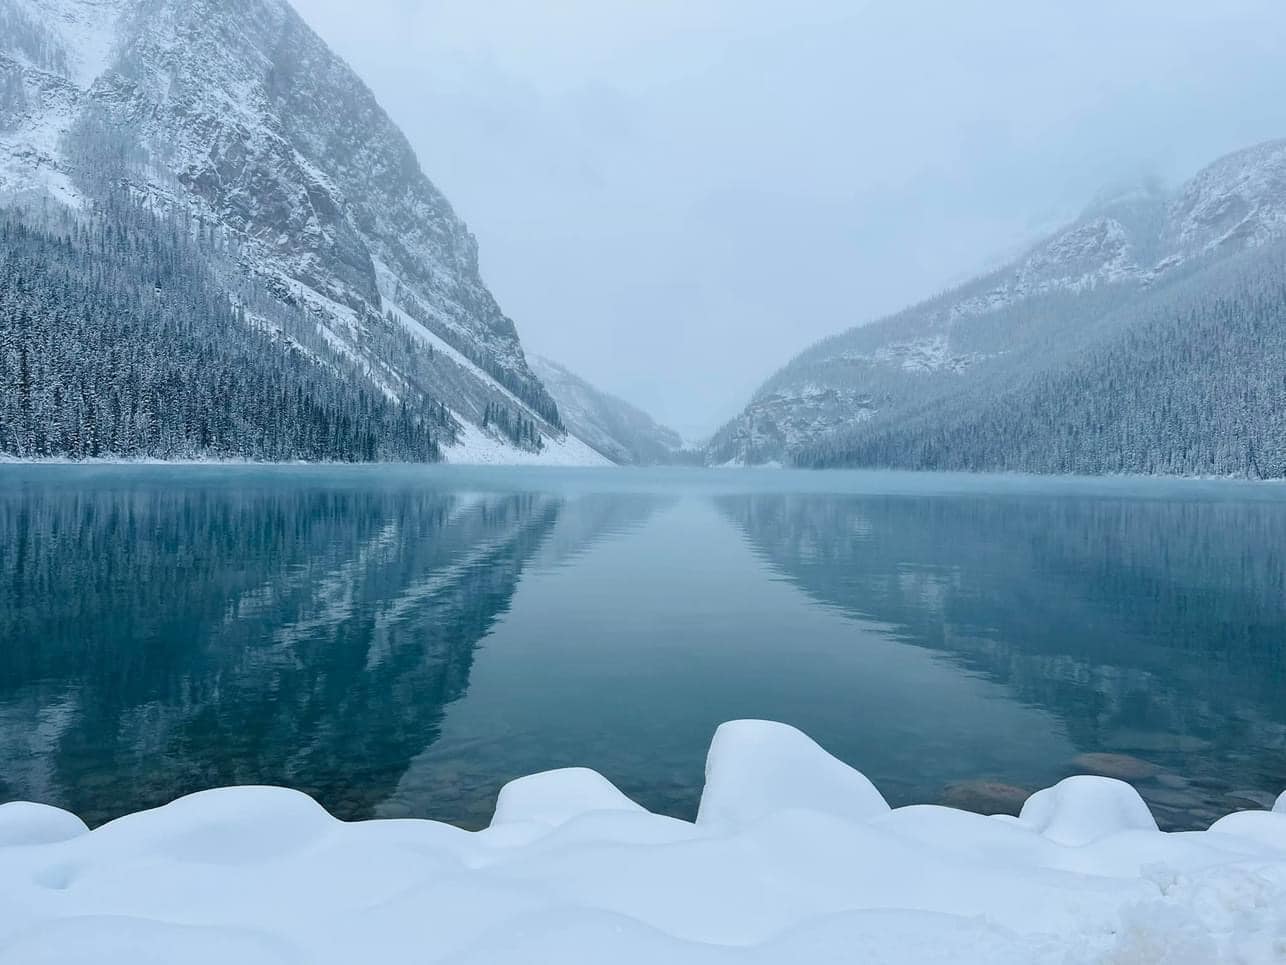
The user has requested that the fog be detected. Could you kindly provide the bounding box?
[291,0,1286,439]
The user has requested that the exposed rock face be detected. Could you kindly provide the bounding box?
[1166,138,1286,253]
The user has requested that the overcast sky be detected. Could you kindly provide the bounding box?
[291,0,1286,439]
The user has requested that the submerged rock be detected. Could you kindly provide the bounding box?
[1069,752,1161,781]
[1103,731,1212,754]
[1225,788,1280,810]
[1138,785,1203,811]
[1153,772,1193,790]
[939,780,1030,817]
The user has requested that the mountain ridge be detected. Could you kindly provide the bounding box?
[528,355,687,466]
[707,138,1286,477]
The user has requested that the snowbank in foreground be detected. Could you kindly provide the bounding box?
[1,722,1284,964]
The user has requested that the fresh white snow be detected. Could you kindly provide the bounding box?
[845,335,993,374]
[374,263,537,417]
[2,2,591,468]
[8,0,131,88]
[372,266,613,466]
[444,418,611,467]
[1,720,1283,963]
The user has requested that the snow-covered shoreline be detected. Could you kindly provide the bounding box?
[1,721,1283,963]
[0,430,613,469]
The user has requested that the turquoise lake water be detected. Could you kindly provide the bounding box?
[1,466,1283,830]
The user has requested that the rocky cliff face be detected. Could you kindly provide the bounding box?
[0,0,597,462]
[709,140,1286,473]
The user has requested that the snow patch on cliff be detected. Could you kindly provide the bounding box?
[444,419,610,467]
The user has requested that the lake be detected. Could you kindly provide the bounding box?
[1,465,1284,831]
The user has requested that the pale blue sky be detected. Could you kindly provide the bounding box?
[292,0,1286,438]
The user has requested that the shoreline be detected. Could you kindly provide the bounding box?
[2,455,1281,483]
[2,721,1282,963]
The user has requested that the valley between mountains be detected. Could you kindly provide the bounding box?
[1,0,1284,476]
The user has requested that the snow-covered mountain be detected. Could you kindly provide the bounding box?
[708,140,1286,477]
[528,356,685,465]
[0,0,601,464]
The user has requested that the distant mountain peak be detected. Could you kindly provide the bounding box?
[529,355,685,466]
[1080,175,1169,220]
[1166,137,1286,255]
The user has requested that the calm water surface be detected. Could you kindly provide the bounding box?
[2,466,1284,830]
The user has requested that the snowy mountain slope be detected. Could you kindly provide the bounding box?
[1166,138,1286,254]
[446,418,609,467]
[708,140,1286,476]
[529,355,684,465]
[0,0,577,463]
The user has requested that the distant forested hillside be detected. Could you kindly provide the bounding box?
[710,140,1286,478]
[799,242,1286,477]
[0,201,448,461]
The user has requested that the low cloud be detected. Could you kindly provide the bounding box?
[293,0,1286,437]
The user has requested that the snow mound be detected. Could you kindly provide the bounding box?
[2,723,1285,963]
[0,802,88,847]
[84,787,337,866]
[697,720,890,827]
[1276,791,1286,815]
[1017,776,1158,846]
[1207,810,1286,854]
[491,768,646,828]
[0,917,295,965]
